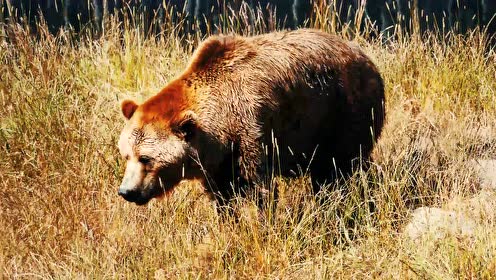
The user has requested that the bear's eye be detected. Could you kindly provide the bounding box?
[138,155,152,165]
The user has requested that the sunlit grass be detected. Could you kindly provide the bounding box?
[1,3,496,278]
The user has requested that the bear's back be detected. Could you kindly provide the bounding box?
[184,29,385,188]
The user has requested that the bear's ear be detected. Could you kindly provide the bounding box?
[190,35,236,71]
[173,111,198,142]
[121,100,138,120]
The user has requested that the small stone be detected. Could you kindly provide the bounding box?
[471,159,496,190]
[468,190,496,218]
[404,207,475,240]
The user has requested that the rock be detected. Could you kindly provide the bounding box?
[468,190,496,219]
[404,207,476,240]
[471,159,496,190]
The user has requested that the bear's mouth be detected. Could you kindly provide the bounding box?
[119,176,180,205]
[135,180,175,205]
[118,188,155,205]
[133,197,151,206]
[124,189,170,206]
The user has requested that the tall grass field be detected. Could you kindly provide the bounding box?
[1,4,496,279]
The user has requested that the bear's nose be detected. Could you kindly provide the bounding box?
[118,188,139,202]
[117,188,127,197]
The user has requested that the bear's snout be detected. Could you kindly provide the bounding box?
[118,186,150,205]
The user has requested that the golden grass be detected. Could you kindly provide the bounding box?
[1,7,496,278]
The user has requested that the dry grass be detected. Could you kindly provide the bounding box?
[1,5,496,279]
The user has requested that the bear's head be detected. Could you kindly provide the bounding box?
[117,85,201,205]
[116,36,246,205]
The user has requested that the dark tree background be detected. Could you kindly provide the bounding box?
[1,0,495,39]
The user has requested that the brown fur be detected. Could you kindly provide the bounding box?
[118,29,385,206]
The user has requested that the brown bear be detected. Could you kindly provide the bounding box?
[117,29,385,206]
